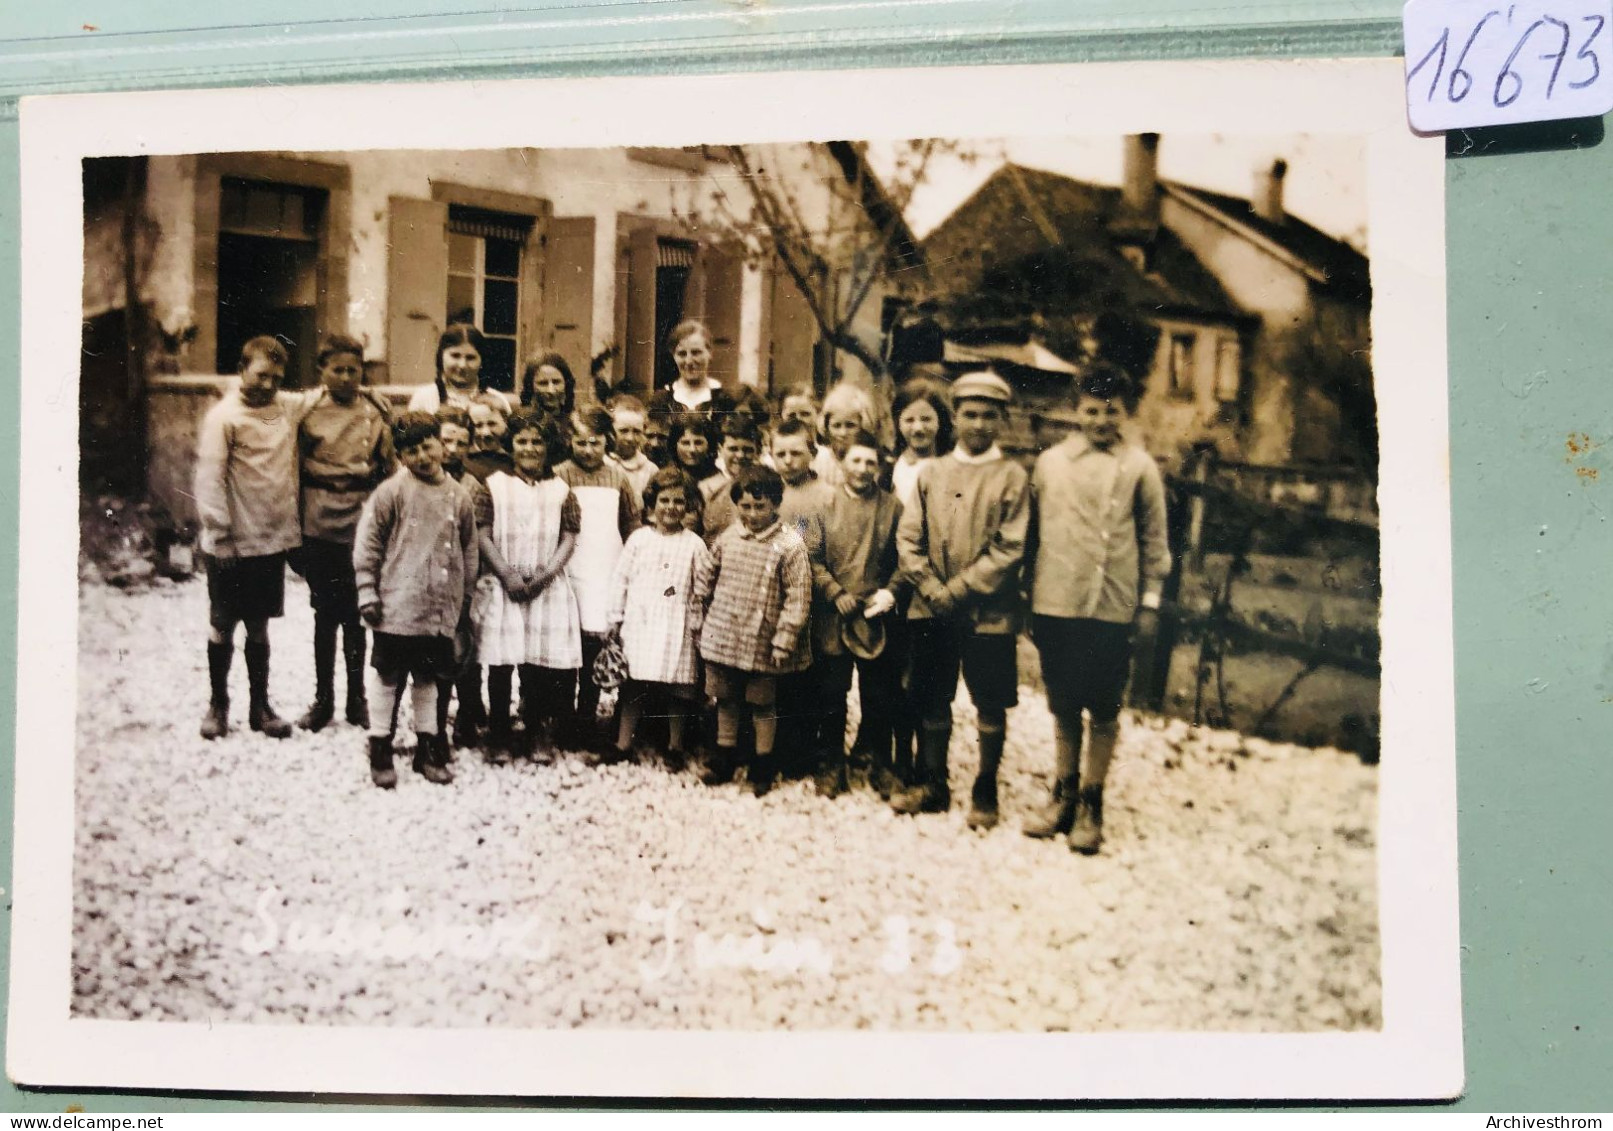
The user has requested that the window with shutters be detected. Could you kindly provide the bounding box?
[446,206,533,394]
[1214,337,1242,403]
[1168,331,1196,400]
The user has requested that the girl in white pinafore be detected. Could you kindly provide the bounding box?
[554,407,641,753]
[605,466,712,768]
[471,410,581,764]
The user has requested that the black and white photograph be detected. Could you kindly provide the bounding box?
[11,59,1459,1099]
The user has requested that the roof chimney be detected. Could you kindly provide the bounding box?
[1122,133,1160,223]
[1253,157,1288,223]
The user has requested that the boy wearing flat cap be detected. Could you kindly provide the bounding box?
[892,369,1031,829]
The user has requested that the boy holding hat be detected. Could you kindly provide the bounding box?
[1022,363,1170,854]
[893,369,1031,829]
[809,428,903,799]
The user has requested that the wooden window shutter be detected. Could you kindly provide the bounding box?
[542,216,596,393]
[768,258,819,395]
[386,196,449,386]
[623,226,659,390]
[694,243,745,387]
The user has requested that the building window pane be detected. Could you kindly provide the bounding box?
[448,231,477,273]
[1169,332,1196,398]
[446,275,477,326]
[484,236,521,279]
[479,337,517,394]
[483,279,519,336]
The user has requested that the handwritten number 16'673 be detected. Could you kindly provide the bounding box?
[1408,10,1606,107]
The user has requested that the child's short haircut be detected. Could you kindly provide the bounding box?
[608,393,648,419]
[775,383,817,412]
[568,405,616,444]
[841,427,882,456]
[504,408,564,472]
[393,410,441,452]
[667,414,716,456]
[730,386,772,427]
[1074,361,1140,413]
[435,404,471,431]
[729,464,785,506]
[643,465,702,514]
[718,414,763,446]
[316,333,366,368]
[238,335,289,371]
[771,418,816,450]
[819,381,880,436]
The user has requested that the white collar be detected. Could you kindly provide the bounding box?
[951,444,1004,466]
[672,378,721,407]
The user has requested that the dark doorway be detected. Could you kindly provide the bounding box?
[652,263,691,390]
[214,178,327,387]
[216,234,319,388]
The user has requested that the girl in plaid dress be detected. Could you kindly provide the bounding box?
[606,467,712,768]
[470,410,582,764]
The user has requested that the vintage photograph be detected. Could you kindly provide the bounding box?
[13,60,1457,1098]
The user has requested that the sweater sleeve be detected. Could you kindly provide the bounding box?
[193,404,234,557]
[896,469,940,594]
[618,477,641,540]
[946,464,1032,605]
[458,489,480,604]
[773,538,813,655]
[809,496,843,604]
[352,487,391,609]
[1134,455,1172,607]
[876,495,903,594]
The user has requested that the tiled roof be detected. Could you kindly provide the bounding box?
[921,163,1242,321]
[1165,182,1371,301]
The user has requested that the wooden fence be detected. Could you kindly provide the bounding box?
[1131,459,1381,755]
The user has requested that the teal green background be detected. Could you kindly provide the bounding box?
[1,1,1608,1113]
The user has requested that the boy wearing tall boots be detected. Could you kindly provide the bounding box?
[1022,364,1170,853]
[294,335,395,732]
[810,429,903,799]
[353,412,480,788]
[892,370,1031,830]
[193,336,311,741]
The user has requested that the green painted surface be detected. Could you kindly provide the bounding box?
[0,0,1608,1112]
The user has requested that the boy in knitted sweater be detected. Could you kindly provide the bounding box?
[893,370,1031,829]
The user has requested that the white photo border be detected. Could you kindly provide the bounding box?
[11,56,1458,1100]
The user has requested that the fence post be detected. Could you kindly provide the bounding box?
[1186,451,1211,573]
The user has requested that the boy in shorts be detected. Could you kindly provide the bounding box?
[353,412,480,788]
[1022,364,1169,853]
[694,465,813,796]
[193,336,307,741]
[294,334,394,732]
[892,369,1031,829]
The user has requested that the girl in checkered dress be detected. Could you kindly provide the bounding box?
[470,409,582,764]
[606,467,712,768]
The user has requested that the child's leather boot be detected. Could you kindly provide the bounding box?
[368,736,397,790]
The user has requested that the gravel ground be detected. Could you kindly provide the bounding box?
[72,576,1380,1031]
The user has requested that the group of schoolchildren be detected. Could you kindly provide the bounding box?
[192,316,1169,855]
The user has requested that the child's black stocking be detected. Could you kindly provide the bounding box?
[311,614,337,705]
[341,619,367,707]
[207,638,233,709]
[487,665,514,737]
